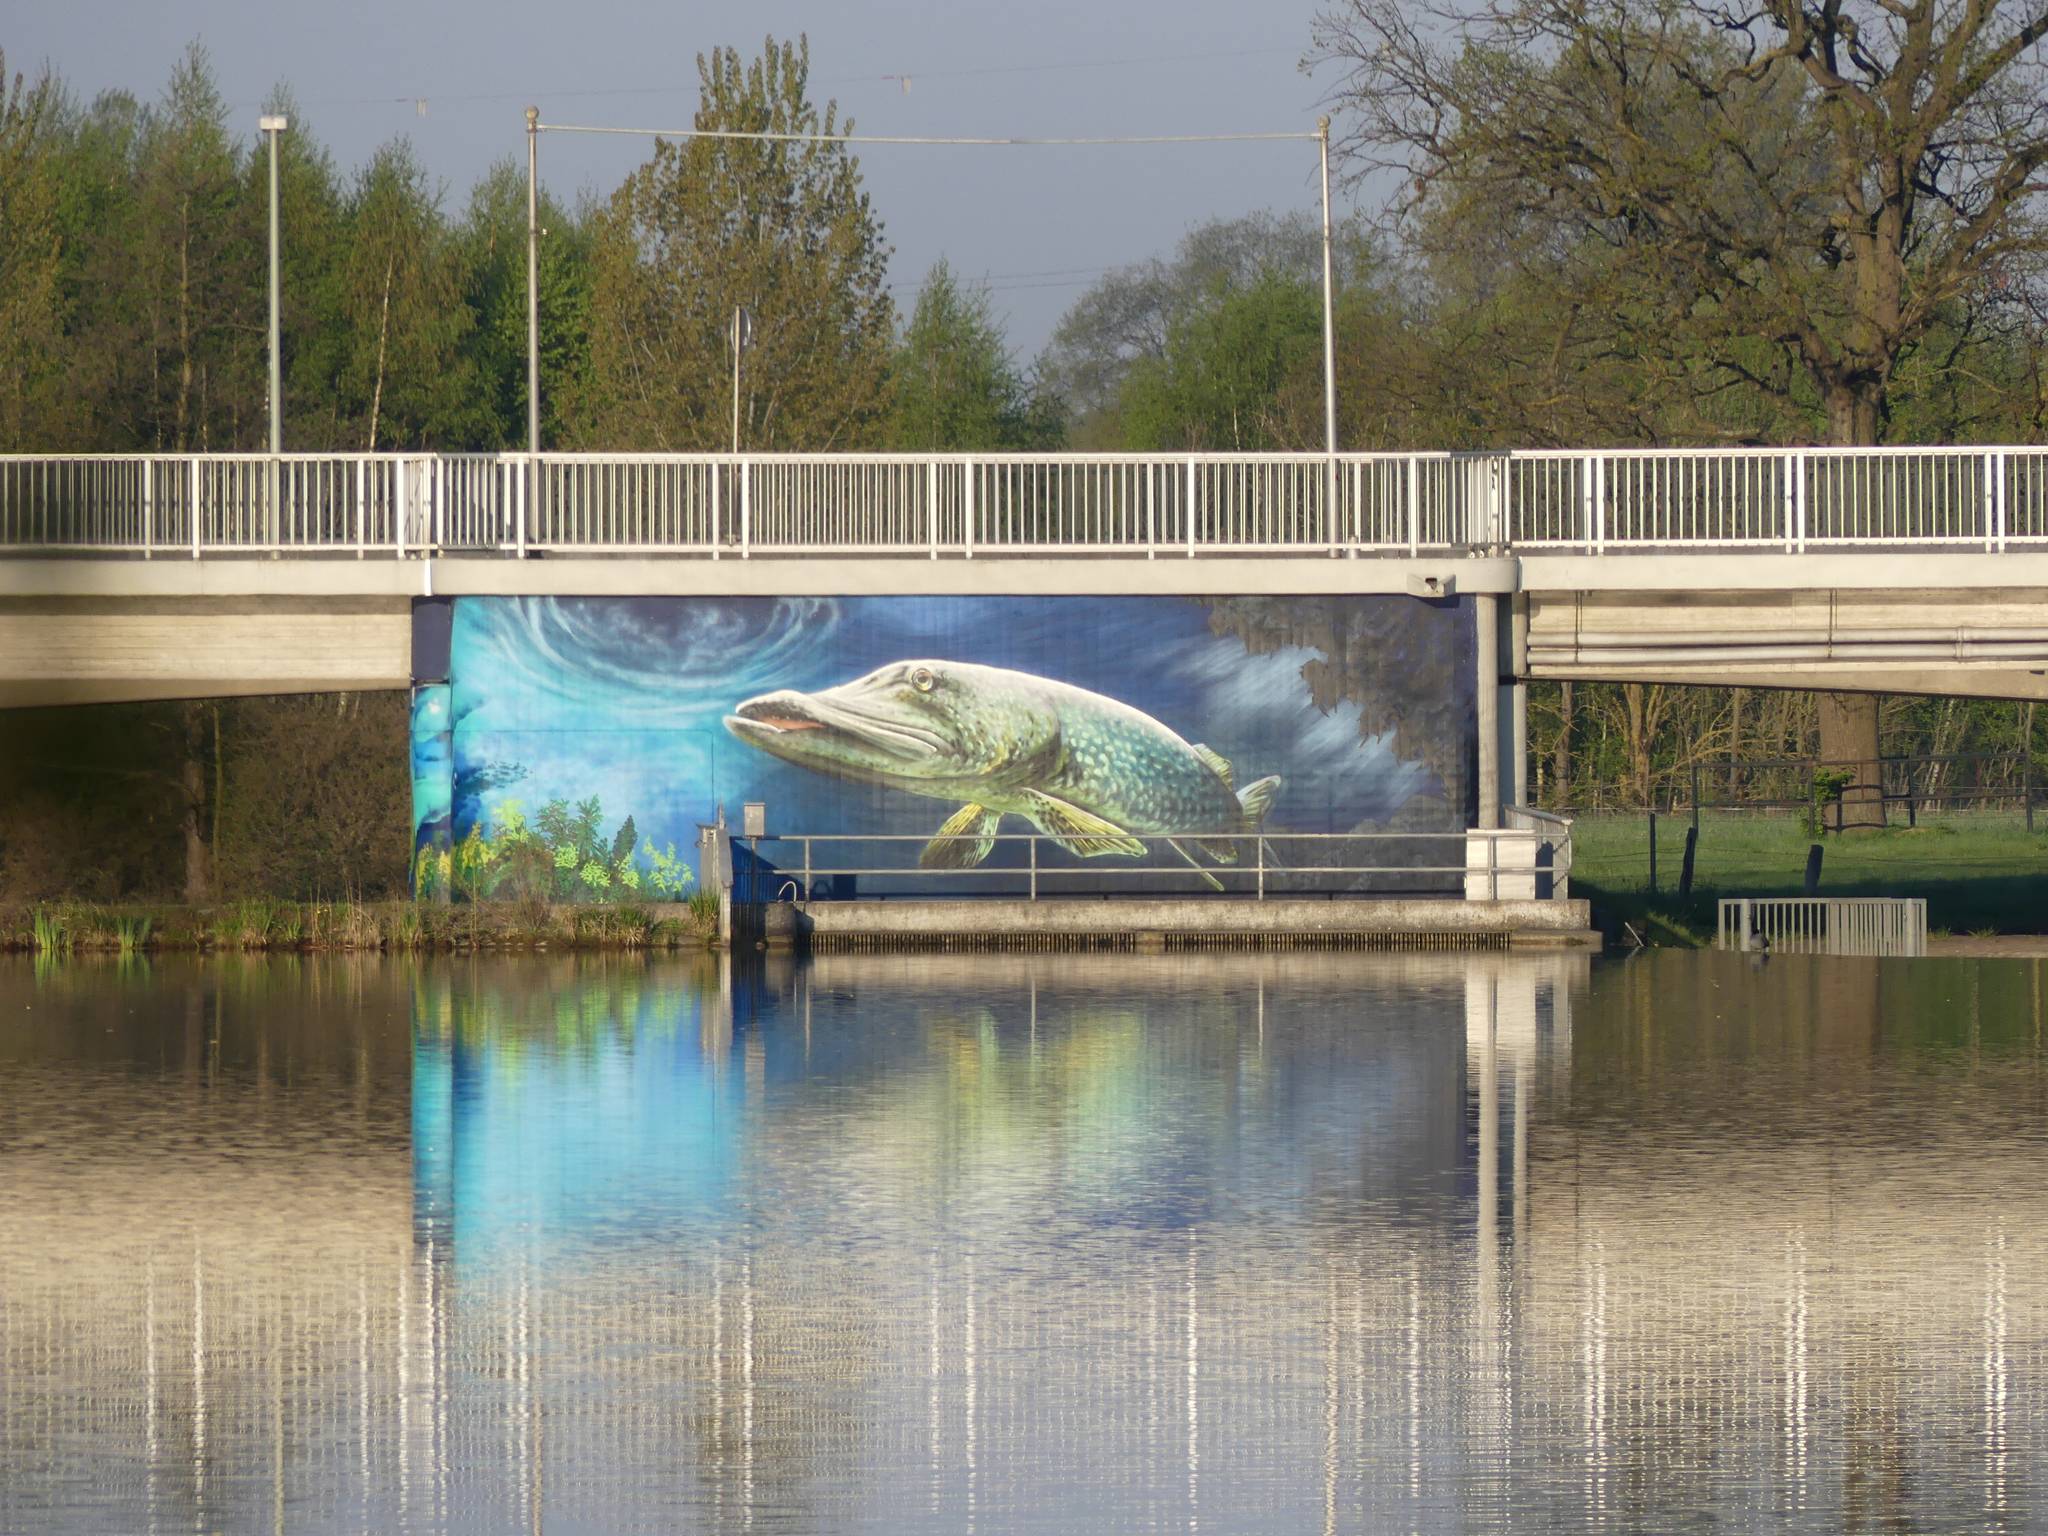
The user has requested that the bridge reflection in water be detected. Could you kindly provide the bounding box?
[0,952,2042,1532]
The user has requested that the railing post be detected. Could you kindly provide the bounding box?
[709,459,721,560]
[1145,461,1156,559]
[1185,458,1198,557]
[927,456,938,560]
[1993,449,2008,554]
[1407,453,1420,554]
[1257,834,1265,900]
[515,455,528,559]
[189,458,202,559]
[395,459,408,559]
[433,456,446,552]
[1029,836,1038,901]
[1793,450,1807,552]
[803,838,812,900]
[141,459,153,560]
[963,458,975,560]
[1591,453,1606,553]
[740,458,751,559]
[354,458,366,559]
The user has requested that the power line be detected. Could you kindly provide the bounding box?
[536,123,1317,145]
[229,43,1304,115]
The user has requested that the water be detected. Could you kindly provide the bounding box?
[2,949,2044,1533]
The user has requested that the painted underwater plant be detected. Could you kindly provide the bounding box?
[427,796,696,904]
[727,659,1280,889]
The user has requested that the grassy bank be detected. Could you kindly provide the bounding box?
[1570,808,2048,944]
[1,895,721,955]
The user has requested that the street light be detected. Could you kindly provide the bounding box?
[258,114,288,457]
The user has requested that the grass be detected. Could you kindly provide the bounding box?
[1569,807,2048,940]
[1,897,723,955]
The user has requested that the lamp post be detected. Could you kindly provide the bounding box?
[259,115,288,456]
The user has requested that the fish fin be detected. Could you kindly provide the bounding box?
[1194,837,1241,865]
[920,804,1003,869]
[1191,744,1235,791]
[1236,775,1282,826]
[1019,790,1147,859]
[1167,838,1226,892]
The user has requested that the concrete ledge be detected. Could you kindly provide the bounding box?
[785,897,1595,948]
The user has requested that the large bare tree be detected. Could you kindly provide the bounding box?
[1314,0,2048,822]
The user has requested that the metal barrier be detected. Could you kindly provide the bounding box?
[1716,897,1928,957]
[8,446,2048,557]
[730,825,1573,902]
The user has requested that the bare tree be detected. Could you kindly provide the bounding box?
[1315,0,2048,822]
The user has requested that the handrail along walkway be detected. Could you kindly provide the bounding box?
[6,446,2048,558]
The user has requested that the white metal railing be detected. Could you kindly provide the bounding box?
[1716,896,1928,957]
[732,830,1525,901]
[6,447,2048,558]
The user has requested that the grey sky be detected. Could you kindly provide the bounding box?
[6,0,1348,357]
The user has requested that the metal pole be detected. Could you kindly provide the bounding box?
[263,117,284,455]
[1317,116,1339,552]
[731,308,743,454]
[525,107,542,549]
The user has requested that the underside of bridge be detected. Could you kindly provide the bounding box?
[5,556,2044,707]
[1522,587,2048,701]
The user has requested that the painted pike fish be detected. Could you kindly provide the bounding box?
[725,660,1280,889]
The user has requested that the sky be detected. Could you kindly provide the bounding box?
[5,0,1354,357]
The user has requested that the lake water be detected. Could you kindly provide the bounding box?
[2,949,2043,1533]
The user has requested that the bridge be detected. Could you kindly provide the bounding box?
[5,444,2047,830]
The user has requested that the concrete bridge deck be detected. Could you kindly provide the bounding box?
[5,447,2048,710]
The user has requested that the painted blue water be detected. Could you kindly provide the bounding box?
[3,951,2044,1533]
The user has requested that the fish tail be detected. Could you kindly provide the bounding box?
[1236,775,1281,826]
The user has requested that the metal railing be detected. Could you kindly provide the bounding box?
[7,446,2048,557]
[1716,896,1928,957]
[732,829,1562,902]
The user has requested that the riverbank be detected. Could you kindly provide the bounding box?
[1,897,721,954]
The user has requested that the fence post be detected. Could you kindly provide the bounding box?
[1995,449,2008,554]
[740,458,751,559]
[189,458,202,559]
[927,456,938,560]
[1029,836,1038,902]
[1258,834,1266,901]
[803,838,811,900]
[515,455,528,558]
[141,460,153,560]
[395,459,407,558]
[1186,458,1198,557]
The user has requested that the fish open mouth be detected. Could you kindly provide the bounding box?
[727,691,943,759]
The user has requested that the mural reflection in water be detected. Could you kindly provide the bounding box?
[3,952,2046,1534]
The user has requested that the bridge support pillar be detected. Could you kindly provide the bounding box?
[1477,595,1500,827]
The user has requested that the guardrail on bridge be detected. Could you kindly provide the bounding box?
[6,447,2048,558]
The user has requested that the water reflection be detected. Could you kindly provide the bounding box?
[1,951,2043,1533]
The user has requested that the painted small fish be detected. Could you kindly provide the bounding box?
[725,660,1279,889]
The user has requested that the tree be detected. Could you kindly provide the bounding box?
[888,261,1060,448]
[0,51,66,448]
[575,35,893,449]
[456,159,592,449]
[1040,211,1375,445]
[337,140,472,449]
[1120,273,1324,449]
[1314,0,2048,822]
[130,44,259,450]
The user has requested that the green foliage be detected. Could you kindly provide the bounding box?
[1120,273,1322,451]
[1808,768,1857,836]
[574,34,893,449]
[889,261,1060,449]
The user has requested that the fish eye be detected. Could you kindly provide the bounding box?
[910,667,937,693]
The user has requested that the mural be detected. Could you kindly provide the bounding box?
[413,595,1475,898]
